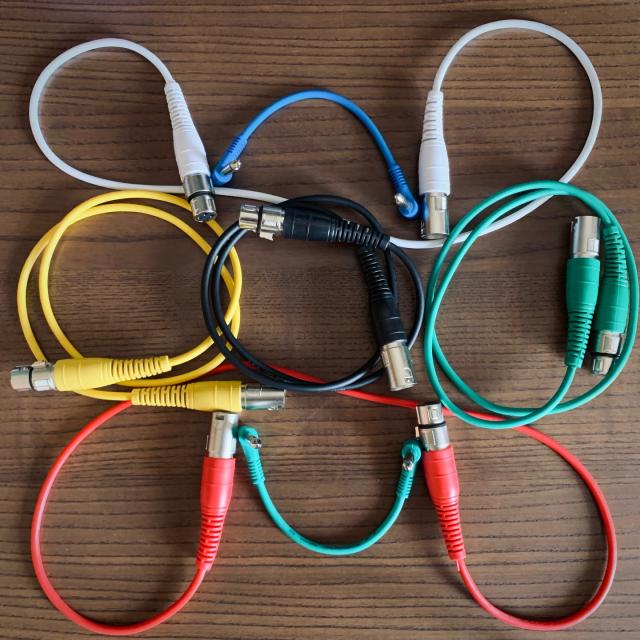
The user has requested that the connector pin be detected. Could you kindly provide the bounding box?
[221,160,242,175]
[394,193,409,208]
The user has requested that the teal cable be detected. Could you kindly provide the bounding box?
[424,180,638,429]
[238,426,421,555]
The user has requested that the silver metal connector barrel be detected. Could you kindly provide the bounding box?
[380,340,417,391]
[183,173,217,222]
[421,193,449,240]
[10,361,56,392]
[591,330,623,376]
[206,412,238,458]
[571,216,600,259]
[416,402,450,451]
[238,204,285,241]
[241,385,286,411]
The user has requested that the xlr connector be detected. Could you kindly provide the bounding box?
[359,247,416,391]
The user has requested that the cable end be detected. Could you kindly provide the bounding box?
[183,174,217,222]
[381,340,417,391]
[241,385,286,410]
[416,402,449,450]
[591,331,622,376]
[10,361,55,392]
[421,193,449,240]
[239,204,285,240]
[571,216,600,258]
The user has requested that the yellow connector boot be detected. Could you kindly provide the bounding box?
[130,381,285,412]
[10,356,172,392]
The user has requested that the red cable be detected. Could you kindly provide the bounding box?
[32,366,617,634]
[455,424,617,631]
[32,401,207,636]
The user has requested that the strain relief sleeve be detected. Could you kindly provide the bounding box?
[565,257,600,367]
[196,513,226,571]
[196,457,235,571]
[52,355,172,391]
[130,384,188,408]
[164,81,209,180]
[334,218,389,249]
[212,135,248,186]
[397,440,421,499]
[423,446,466,561]
[434,499,466,561]
[418,90,450,196]
[594,226,629,333]
[238,427,266,485]
[388,164,419,219]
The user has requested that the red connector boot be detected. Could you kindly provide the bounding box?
[197,412,238,571]
[417,403,465,561]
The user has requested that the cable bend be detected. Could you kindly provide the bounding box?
[453,424,617,632]
[29,39,285,204]
[393,20,603,250]
[237,426,421,556]
[211,89,418,218]
[30,401,208,636]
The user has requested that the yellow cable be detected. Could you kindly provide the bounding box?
[17,190,241,401]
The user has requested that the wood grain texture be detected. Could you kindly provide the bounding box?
[0,1,639,638]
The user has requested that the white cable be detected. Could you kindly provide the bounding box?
[29,38,284,205]
[393,19,603,250]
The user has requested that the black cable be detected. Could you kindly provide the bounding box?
[201,195,425,393]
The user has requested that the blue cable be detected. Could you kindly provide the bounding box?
[212,89,419,219]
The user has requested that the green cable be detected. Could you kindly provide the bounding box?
[237,426,421,555]
[424,180,638,429]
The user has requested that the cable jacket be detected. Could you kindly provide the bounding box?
[393,20,602,249]
[30,401,208,636]
[17,191,242,401]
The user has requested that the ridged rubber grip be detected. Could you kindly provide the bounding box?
[53,356,171,391]
[418,90,450,195]
[164,81,209,180]
[358,247,406,345]
[196,457,235,571]
[433,500,465,561]
[423,447,466,561]
[165,82,193,130]
[565,257,600,367]
[388,163,418,219]
[396,469,415,499]
[112,356,172,381]
[593,226,629,334]
[282,206,389,249]
[334,219,389,250]
[245,453,265,485]
[131,380,243,412]
[132,384,189,408]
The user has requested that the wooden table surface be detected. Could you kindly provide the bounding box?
[1,1,638,638]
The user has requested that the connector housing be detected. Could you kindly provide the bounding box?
[207,412,238,458]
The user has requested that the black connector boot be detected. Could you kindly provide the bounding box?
[358,247,417,391]
[239,203,389,249]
